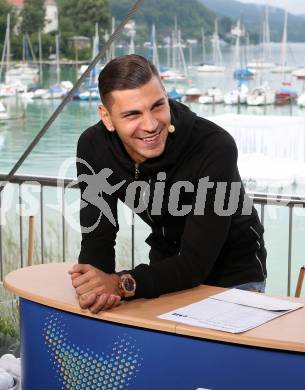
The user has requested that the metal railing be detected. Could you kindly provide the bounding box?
[1,173,305,296]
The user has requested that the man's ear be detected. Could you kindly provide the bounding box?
[98,104,115,132]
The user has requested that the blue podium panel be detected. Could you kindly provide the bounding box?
[20,298,305,390]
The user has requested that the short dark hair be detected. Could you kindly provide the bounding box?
[98,54,161,109]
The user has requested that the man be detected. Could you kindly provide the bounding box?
[69,54,267,313]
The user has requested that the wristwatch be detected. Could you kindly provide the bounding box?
[118,273,136,298]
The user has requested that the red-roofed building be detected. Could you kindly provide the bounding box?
[6,0,24,9]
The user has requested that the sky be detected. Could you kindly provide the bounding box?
[238,0,305,15]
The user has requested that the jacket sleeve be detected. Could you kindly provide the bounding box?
[129,133,240,298]
[77,131,119,273]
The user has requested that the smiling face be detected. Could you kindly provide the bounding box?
[99,76,171,164]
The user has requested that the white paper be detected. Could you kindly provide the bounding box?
[158,289,304,333]
[210,289,304,311]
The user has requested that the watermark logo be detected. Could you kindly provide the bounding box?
[55,157,126,233]
[1,157,300,230]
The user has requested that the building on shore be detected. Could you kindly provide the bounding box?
[6,0,58,34]
[44,0,58,33]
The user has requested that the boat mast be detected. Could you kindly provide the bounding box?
[110,17,116,60]
[0,14,10,80]
[128,22,136,54]
[38,31,43,84]
[172,16,178,70]
[6,14,10,73]
[265,2,271,61]
[201,27,206,64]
[151,24,159,71]
[280,10,288,80]
[245,32,250,69]
[55,34,60,84]
[26,33,37,63]
[261,2,271,64]
[177,29,187,76]
[212,19,223,66]
[91,23,99,85]
[234,20,241,68]
[22,35,25,62]
[166,35,171,68]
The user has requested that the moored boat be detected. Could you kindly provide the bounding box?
[0,101,9,120]
[224,84,249,105]
[247,83,275,106]
[292,68,305,80]
[198,87,224,104]
[297,92,305,107]
[184,87,202,102]
[275,87,297,105]
[167,87,184,101]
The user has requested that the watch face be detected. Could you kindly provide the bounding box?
[123,277,135,292]
[120,274,136,297]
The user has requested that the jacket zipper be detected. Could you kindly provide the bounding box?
[134,163,140,179]
[255,253,266,279]
[250,226,260,239]
[145,178,154,223]
[162,226,165,237]
[250,226,266,279]
[134,163,154,223]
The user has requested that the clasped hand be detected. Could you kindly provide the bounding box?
[68,264,121,313]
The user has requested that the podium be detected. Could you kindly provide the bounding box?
[4,263,305,390]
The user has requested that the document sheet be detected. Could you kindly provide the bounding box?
[158,289,304,333]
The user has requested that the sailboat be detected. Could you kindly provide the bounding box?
[164,28,187,98]
[108,17,116,62]
[5,34,39,86]
[196,20,225,73]
[160,19,187,81]
[225,21,252,104]
[271,11,293,74]
[247,4,276,106]
[0,14,27,96]
[122,19,137,55]
[76,24,102,101]
[0,131,6,148]
[43,35,72,99]
[185,87,202,102]
[248,4,275,70]
[224,84,249,105]
[77,23,104,81]
[274,12,297,105]
[198,87,224,104]
[232,22,254,80]
[0,100,25,120]
[0,101,9,120]
[246,82,275,105]
[292,68,305,80]
[291,21,305,81]
[297,92,305,107]
[147,23,186,99]
[148,24,159,72]
[167,86,184,101]
[159,66,186,81]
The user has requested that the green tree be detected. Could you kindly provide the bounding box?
[109,0,229,44]
[21,0,46,35]
[0,0,13,41]
[58,0,111,37]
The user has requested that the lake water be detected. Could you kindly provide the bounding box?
[1,43,305,297]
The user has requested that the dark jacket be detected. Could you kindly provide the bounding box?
[77,100,267,299]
